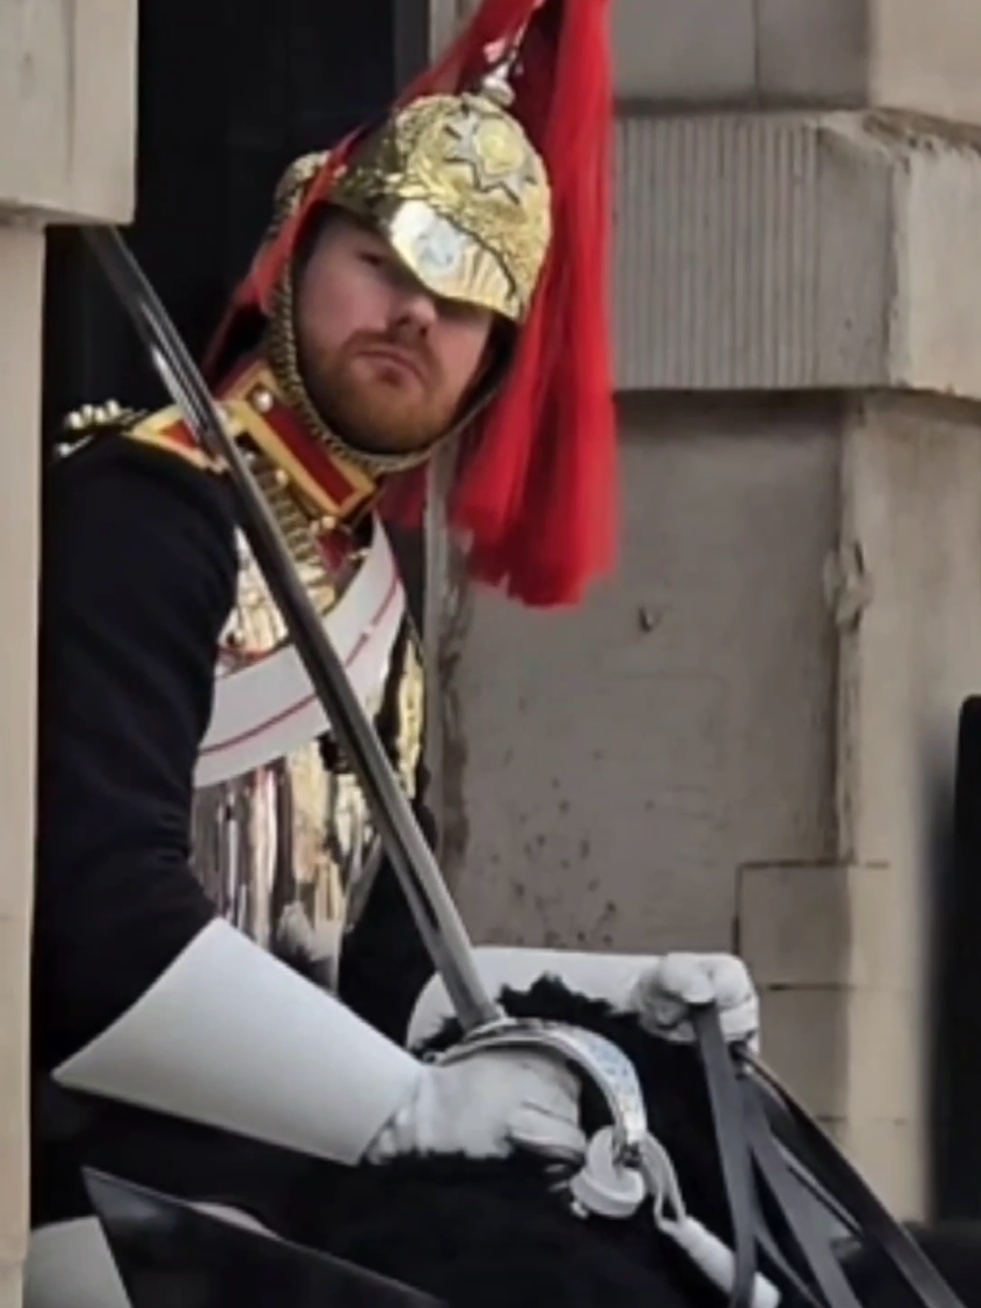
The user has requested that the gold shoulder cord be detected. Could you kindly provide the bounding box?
[56,400,225,475]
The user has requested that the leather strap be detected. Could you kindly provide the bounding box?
[693,1007,968,1308]
[695,1005,827,1307]
[740,1079,864,1308]
[745,1060,968,1308]
[691,1005,758,1308]
[749,1182,829,1308]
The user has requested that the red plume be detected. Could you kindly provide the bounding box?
[207,0,618,609]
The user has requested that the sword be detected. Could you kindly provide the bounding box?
[83,225,501,1034]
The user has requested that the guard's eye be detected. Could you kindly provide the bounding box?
[359,250,390,270]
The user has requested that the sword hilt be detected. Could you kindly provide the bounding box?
[436,1017,649,1165]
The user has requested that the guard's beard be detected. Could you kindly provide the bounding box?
[303,331,458,459]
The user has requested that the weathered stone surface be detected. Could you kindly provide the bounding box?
[615,110,981,401]
[0,0,136,221]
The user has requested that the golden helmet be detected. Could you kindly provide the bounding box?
[274,88,552,325]
[263,85,553,473]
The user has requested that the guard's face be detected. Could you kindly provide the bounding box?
[294,212,495,457]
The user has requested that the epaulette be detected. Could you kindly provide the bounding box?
[56,400,225,475]
[54,400,137,459]
[56,359,381,528]
[121,406,227,474]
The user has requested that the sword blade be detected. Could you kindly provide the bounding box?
[83,224,501,1033]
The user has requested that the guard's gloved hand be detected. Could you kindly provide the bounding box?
[631,953,759,1049]
[366,1049,586,1164]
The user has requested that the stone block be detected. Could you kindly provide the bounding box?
[612,0,756,102]
[872,0,981,125]
[738,862,906,991]
[0,0,136,222]
[0,1267,21,1308]
[449,406,839,952]
[757,987,848,1118]
[758,985,918,1138]
[757,0,868,102]
[614,110,981,402]
[830,1116,924,1219]
[846,986,920,1123]
[611,0,981,122]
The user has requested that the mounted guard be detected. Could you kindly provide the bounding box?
[29,2,760,1305]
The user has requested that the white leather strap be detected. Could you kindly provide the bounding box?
[55,920,422,1165]
[196,517,405,787]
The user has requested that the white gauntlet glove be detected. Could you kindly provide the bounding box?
[53,922,587,1173]
[630,953,759,1050]
[367,1049,586,1164]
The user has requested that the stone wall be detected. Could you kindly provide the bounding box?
[0,4,137,1303]
[429,0,981,1215]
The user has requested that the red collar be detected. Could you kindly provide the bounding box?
[131,356,381,527]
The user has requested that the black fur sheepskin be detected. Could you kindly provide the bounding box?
[273,981,981,1308]
[281,979,731,1308]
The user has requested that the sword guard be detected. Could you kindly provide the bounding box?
[436,1017,649,1166]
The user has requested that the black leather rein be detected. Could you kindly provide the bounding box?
[691,1005,966,1308]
